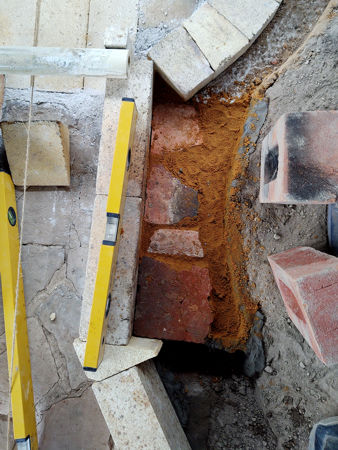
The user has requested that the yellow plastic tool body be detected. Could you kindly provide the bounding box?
[84,98,137,371]
[0,169,38,449]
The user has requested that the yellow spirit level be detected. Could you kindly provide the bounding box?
[0,146,38,449]
[84,98,137,371]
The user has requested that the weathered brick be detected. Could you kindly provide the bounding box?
[260,111,338,204]
[151,104,202,156]
[134,257,213,343]
[148,229,204,258]
[268,246,338,366]
[144,164,198,225]
[1,121,70,187]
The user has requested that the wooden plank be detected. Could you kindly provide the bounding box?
[35,0,90,91]
[0,0,37,88]
[0,47,129,78]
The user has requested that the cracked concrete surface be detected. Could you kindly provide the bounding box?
[0,90,108,447]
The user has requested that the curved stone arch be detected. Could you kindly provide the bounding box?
[148,0,282,100]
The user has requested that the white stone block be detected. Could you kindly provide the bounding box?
[148,27,214,101]
[1,121,70,186]
[96,57,153,198]
[104,26,129,49]
[139,0,198,29]
[184,3,249,74]
[0,0,36,88]
[35,0,90,91]
[92,360,191,450]
[74,336,162,380]
[209,0,280,41]
[79,195,143,345]
[85,0,138,91]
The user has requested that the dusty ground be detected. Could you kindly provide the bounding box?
[153,2,338,450]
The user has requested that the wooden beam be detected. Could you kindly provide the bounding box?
[0,46,130,78]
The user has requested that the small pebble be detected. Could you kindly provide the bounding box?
[264,366,273,374]
[273,233,281,240]
[50,312,56,321]
[299,362,306,369]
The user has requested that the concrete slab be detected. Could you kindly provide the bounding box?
[184,3,249,74]
[35,0,90,91]
[148,27,214,101]
[209,0,279,41]
[79,195,143,345]
[1,121,70,186]
[92,360,191,449]
[85,0,138,91]
[74,336,162,381]
[96,58,153,198]
[0,0,36,88]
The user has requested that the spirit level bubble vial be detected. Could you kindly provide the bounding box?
[84,98,137,371]
[0,146,38,449]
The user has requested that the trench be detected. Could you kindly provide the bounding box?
[136,75,258,350]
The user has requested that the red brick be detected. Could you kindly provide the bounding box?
[268,246,338,366]
[144,164,198,225]
[148,229,204,258]
[260,111,338,204]
[134,257,213,343]
[151,104,202,156]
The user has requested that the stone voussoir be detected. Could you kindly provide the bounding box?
[148,26,214,101]
[1,121,70,187]
[209,0,280,42]
[183,2,249,75]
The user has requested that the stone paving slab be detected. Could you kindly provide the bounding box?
[1,121,70,186]
[96,58,153,198]
[84,0,138,91]
[0,0,36,89]
[148,27,214,101]
[79,195,143,345]
[74,336,162,381]
[184,3,249,74]
[209,0,280,41]
[35,0,90,91]
[92,360,191,450]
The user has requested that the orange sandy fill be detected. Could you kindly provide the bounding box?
[141,78,258,351]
